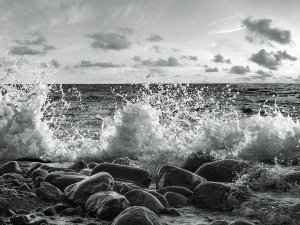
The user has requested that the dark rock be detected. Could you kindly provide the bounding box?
[117,181,143,195]
[33,176,45,187]
[112,157,139,167]
[0,197,9,216]
[195,160,250,182]
[182,151,216,172]
[31,219,49,225]
[160,208,181,216]
[70,217,84,223]
[62,208,77,216]
[0,161,22,176]
[111,206,163,225]
[25,163,42,176]
[43,207,56,216]
[229,221,254,225]
[19,184,31,192]
[0,218,6,225]
[125,189,164,214]
[39,164,73,173]
[10,215,29,225]
[157,186,193,199]
[210,221,229,225]
[85,191,129,220]
[45,171,87,191]
[36,182,65,202]
[164,192,188,207]
[91,162,151,188]
[15,209,29,214]
[31,169,48,180]
[87,162,98,169]
[79,169,91,176]
[64,172,114,206]
[68,160,87,173]
[53,203,69,213]
[147,190,169,208]
[158,165,206,190]
[2,173,23,180]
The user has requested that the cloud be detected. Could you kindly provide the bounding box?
[75,60,122,68]
[213,54,231,64]
[229,65,250,74]
[10,46,43,55]
[249,49,297,70]
[242,17,292,45]
[205,67,219,72]
[50,59,60,68]
[152,45,161,53]
[117,27,135,35]
[87,32,131,50]
[146,34,164,42]
[10,32,55,55]
[254,69,273,79]
[140,56,180,67]
[181,55,198,61]
[132,56,141,62]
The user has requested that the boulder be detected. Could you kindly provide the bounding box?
[85,191,129,220]
[111,206,163,225]
[157,186,193,199]
[112,157,140,167]
[229,221,254,225]
[10,215,29,225]
[25,162,42,176]
[2,173,23,180]
[195,160,250,182]
[65,172,114,206]
[68,160,87,173]
[79,169,91,176]
[116,181,143,195]
[182,151,216,172]
[0,161,22,175]
[147,190,169,208]
[158,165,206,190]
[36,182,65,202]
[125,189,164,214]
[164,192,188,207]
[0,197,9,216]
[45,171,88,191]
[31,169,48,180]
[91,162,151,188]
[87,162,98,169]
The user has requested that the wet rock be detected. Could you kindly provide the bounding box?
[53,203,69,213]
[65,172,114,206]
[194,182,251,211]
[195,159,250,182]
[70,217,84,223]
[157,186,193,199]
[164,192,188,207]
[75,206,85,217]
[229,221,254,225]
[33,176,45,187]
[31,169,48,180]
[19,183,31,192]
[210,221,229,225]
[125,189,164,214]
[25,163,42,176]
[43,207,56,216]
[79,169,91,176]
[147,190,169,208]
[160,208,181,216]
[10,215,29,225]
[39,164,73,173]
[31,219,48,225]
[91,162,151,188]
[68,160,87,173]
[45,171,88,191]
[62,208,78,216]
[111,206,163,225]
[182,151,216,172]
[0,197,9,216]
[117,181,143,195]
[0,161,22,176]
[0,218,6,225]
[36,182,65,202]
[87,162,98,169]
[15,209,30,214]
[112,157,140,167]
[158,165,206,190]
[2,173,23,180]
[85,191,129,220]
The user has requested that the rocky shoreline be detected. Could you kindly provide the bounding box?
[0,155,299,225]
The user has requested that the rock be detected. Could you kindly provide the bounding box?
[25,163,42,176]
[45,171,88,191]
[43,207,56,216]
[31,169,48,180]
[112,157,140,167]
[75,206,85,217]
[68,160,87,173]
[79,169,91,176]
[111,206,163,225]
[65,172,114,206]
[182,151,216,172]
[157,186,193,199]
[10,215,29,225]
[91,162,151,188]
[36,182,65,202]
[117,181,143,195]
[229,221,254,225]
[85,191,129,220]
[70,217,85,223]
[2,173,23,180]
[87,162,98,169]
[39,164,73,173]
[62,208,78,216]
[193,182,251,211]
[19,184,31,192]
[125,189,164,214]
[210,221,229,225]
[31,219,48,225]
[0,197,9,216]
[164,192,188,207]
[54,203,69,213]
[195,160,250,182]
[276,171,300,191]
[158,165,206,190]
[147,190,169,208]
[0,161,22,176]
[16,209,29,214]
[33,176,45,187]
[0,218,6,225]
[160,208,181,216]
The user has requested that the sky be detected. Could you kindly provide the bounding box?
[0,0,300,83]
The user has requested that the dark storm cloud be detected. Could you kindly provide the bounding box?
[146,34,164,42]
[229,65,250,74]
[242,17,292,45]
[117,27,135,35]
[152,45,161,53]
[140,56,180,67]
[87,32,131,50]
[10,46,43,55]
[10,32,55,55]
[75,60,122,68]
[205,67,219,72]
[50,59,60,68]
[249,49,297,70]
[213,54,231,64]
[181,55,198,61]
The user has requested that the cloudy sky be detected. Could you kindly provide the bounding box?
[1,0,300,83]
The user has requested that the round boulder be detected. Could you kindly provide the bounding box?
[68,160,87,173]
[229,221,254,225]
[182,151,216,172]
[65,172,114,206]
[0,161,22,175]
[157,186,193,199]
[111,206,163,225]
[85,191,129,220]
[164,192,188,207]
[36,182,65,202]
